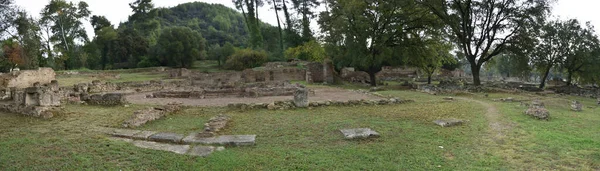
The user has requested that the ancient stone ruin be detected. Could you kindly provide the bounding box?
[123,103,182,128]
[571,100,583,112]
[0,68,62,118]
[525,106,550,120]
[340,128,380,140]
[433,119,464,127]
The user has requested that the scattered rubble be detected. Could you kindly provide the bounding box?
[122,103,182,128]
[525,106,550,120]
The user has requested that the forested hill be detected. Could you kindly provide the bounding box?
[152,2,275,48]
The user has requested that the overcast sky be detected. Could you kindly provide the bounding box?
[14,0,600,39]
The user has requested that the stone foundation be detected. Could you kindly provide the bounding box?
[86,93,128,106]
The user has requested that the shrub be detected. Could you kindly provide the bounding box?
[224,48,268,70]
[284,40,326,62]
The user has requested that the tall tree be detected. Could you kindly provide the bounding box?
[91,15,117,70]
[0,0,17,38]
[528,20,577,89]
[154,27,206,68]
[233,0,264,48]
[562,21,600,85]
[407,40,454,84]
[268,0,285,56]
[419,0,552,85]
[40,0,91,69]
[13,10,43,69]
[291,0,320,42]
[320,0,441,86]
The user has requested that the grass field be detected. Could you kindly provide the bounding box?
[0,87,599,170]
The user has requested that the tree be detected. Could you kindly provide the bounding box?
[233,0,264,48]
[284,40,325,62]
[528,20,577,89]
[0,0,17,38]
[419,0,552,85]
[268,0,284,56]
[1,40,25,71]
[291,0,320,42]
[13,10,43,69]
[407,40,453,84]
[154,27,206,68]
[319,0,441,86]
[562,21,600,85]
[40,0,91,69]
[208,42,236,66]
[91,15,112,33]
[224,48,268,70]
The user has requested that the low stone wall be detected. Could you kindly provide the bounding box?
[86,93,128,106]
[550,86,600,98]
[122,103,181,128]
[151,81,299,99]
[72,80,192,94]
[228,98,414,111]
[0,68,56,89]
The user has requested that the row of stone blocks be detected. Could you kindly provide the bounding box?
[109,129,256,146]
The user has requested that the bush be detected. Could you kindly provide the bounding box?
[224,48,268,70]
[284,40,326,62]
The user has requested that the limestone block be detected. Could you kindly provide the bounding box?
[339,128,380,139]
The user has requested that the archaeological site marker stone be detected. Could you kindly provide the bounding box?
[339,128,380,139]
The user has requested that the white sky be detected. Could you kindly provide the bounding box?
[14,0,599,39]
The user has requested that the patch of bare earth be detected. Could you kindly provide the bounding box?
[456,97,536,168]
[126,87,383,107]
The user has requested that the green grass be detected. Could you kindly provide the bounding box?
[0,89,599,170]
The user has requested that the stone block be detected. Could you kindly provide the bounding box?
[110,129,142,138]
[132,131,157,140]
[339,128,380,139]
[294,88,309,108]
[148,133,185,144]
[132,141,190,155]
[187,146,216,157]
[433,119,464,127]
[182,134,256,146]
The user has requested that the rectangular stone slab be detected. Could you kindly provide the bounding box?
[133,140,190,154]
[433,119,464,127]
[148,133,185,144]
[110,129,141,138]
[132,131,157,140]
[182,134,256,146]
[340,128,380,139]
[187,146,216,157]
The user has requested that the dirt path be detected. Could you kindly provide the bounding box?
[455,97,511,143]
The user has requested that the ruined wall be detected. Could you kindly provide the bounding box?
[306,62,324,83]
[323,60,335,84]
[376,66,418,81]
[86,93,128,106]
[151,81,298,99]
[73,80,192,94]
[188,68,305,87]
[0,68,56,89]
[340,67,370,84]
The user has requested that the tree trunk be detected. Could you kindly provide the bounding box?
[566,71,573,86]
[539,66,552,89]
[428,75,432,84]
[471,64,482,85]
[368,70,377,87]
[273,0,284,56]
